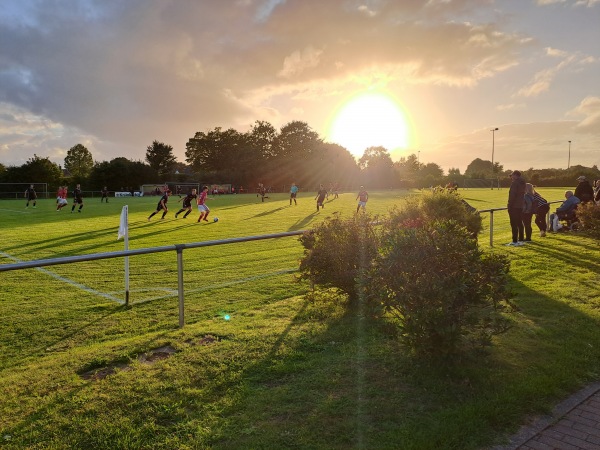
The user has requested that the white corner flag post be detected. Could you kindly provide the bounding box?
[117,205,130,306]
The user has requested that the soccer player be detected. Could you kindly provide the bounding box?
[175,188,197,219]
[71,184,84,213]
[315,184,327,211]
[290,183,298,206]
[356,186,368,213]
[101,186,109,203]
[197,186,211,222]
[24,184,37,208]
[56,186,68,211]
[148,189,171,220]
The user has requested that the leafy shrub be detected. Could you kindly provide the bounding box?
[577,202,600,241]
[387,190,482,239]
[368,218,513,358]
[298,213,378,303]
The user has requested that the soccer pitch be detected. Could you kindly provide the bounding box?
[0,186,593,449]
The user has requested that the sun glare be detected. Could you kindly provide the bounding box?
[327,92,410,158]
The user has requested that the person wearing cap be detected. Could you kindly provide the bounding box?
[549,190,580,232]
[574,176,594,203]
[506,170,526,246]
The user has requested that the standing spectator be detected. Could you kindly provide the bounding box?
[147,189,170,220]
[315,184,328,211]
[356,186,369,213]
[522,183,535,242]
[101,186,109,203]
[71,184,84,213]
[532,186,550,237]
[24,184,37,208]
[506,171,526,246]
[290,183,298,206]
[574,176,594,203]
[175,189,197,219]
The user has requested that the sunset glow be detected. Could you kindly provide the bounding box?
[328,93,410,159]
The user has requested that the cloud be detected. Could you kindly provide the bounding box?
[569,96,600,132]
[0,0,596,169]
[278,46,324,78]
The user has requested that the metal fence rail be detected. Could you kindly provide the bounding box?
[478,200,562,247]
[0,230,307,328]
[0,200,566,326]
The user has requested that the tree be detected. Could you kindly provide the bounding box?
[145,141,177,176]
[64,144,94,179]
[359,146,395,188]
[3,154,63,188]
[464,158,491,178]
[89,157,158,190]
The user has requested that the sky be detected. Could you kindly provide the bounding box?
[0,0,599,174]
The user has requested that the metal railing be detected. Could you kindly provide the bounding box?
[0,200,566,326]
[0,230,307,328]
[478,200,562,247]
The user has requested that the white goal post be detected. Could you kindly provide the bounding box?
[0,182,49,200]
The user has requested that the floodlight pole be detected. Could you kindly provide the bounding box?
[568,140,571,169]
[491,128,499,189]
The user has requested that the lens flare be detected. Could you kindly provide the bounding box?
[327,92,410,158]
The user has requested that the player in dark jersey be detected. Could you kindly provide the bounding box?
[71,184,84,213]
[315,184,327,211]
[175,188,197,219]
[101,186,109,203]
[24,185,37,208]
[148,190,171,220]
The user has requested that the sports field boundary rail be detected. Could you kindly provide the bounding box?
[0,230,307,328]
[0,200,566,327]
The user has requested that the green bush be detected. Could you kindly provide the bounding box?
[387,190,482,239]
[577,202,600,241]
[298,213,378,303]
[368,219,513,358]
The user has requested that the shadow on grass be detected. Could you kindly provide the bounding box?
[4,242,600,448]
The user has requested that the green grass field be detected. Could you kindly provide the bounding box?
[1,188,599,449]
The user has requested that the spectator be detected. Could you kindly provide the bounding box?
[549,191,580,232]
[532,186,550,237]
[574,176,594,203]
[522,183,535,242]
[593,179,600,205]
[506,170,526,246]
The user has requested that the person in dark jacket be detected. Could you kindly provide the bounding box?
[574,176,594,203]
[506,170,526,246]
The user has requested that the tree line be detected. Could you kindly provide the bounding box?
[0,120,598,193]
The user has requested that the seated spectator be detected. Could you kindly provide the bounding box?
[549,190,580,232]
[574,175,594,203]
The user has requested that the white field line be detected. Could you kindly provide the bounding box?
[0,251,124,304]
[0,208,31,214]
[126,268,298,305]
[1,250,298,306]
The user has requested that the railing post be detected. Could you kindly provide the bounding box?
[176,245,185,328]
[489,210,494,247]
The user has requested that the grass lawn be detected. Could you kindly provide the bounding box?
[1,187,599,449]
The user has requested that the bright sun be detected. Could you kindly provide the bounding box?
[327,92,410,159]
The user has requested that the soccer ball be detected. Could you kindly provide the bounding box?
[213,217,219,222]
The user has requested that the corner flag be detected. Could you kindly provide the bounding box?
[117,205,128,240]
